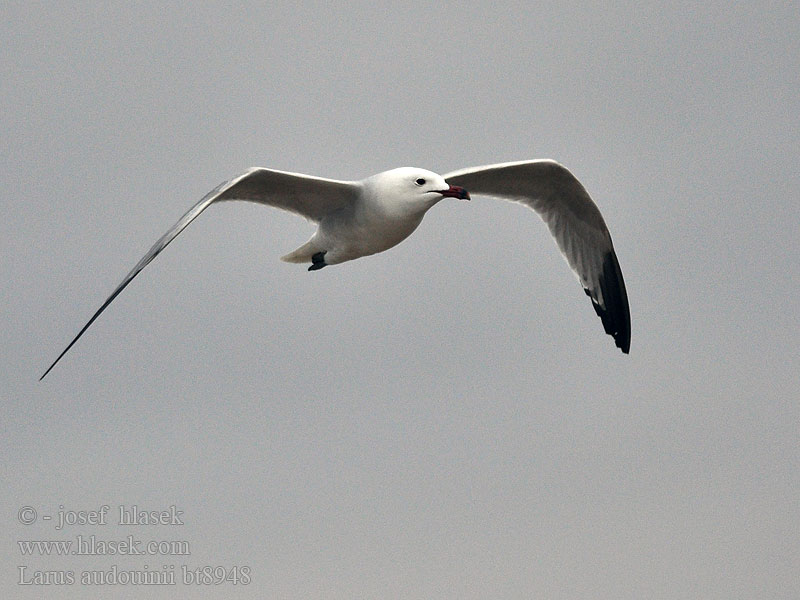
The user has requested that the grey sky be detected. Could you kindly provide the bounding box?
[3,1,798,598]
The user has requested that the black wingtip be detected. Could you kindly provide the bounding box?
[39,336,80,381]
[40,346,72,380]
[586,251,631,354]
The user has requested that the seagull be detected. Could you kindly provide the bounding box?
[40,160,630,379]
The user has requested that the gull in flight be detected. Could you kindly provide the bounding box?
[41,160,630,379]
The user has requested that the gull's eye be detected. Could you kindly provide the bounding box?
[414,178,426,186]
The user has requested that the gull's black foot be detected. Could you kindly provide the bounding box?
[308,251,328,271]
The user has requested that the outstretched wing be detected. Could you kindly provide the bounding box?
[40,168,359,379]
[443,160,630,353]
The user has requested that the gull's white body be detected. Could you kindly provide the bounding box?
[41,160,630,379]
[280,167,448,265]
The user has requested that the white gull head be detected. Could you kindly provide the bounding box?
[362,167,470,216]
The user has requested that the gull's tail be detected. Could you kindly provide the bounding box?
[280,237,320,264]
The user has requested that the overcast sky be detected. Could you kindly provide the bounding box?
[2,2,799,598]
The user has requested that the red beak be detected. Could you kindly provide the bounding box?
[438,185,470,200]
